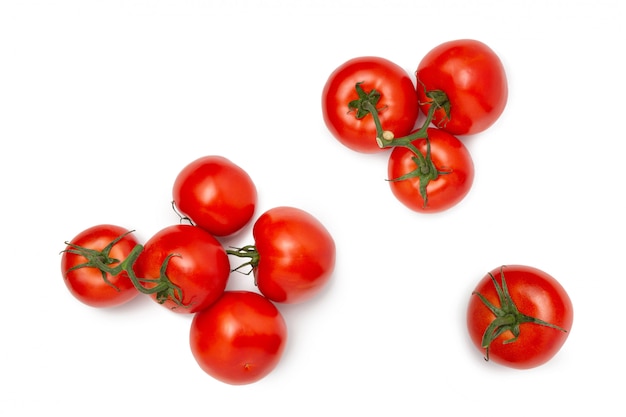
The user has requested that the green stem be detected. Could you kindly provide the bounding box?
[472,267,568,361]
[62,233,187,307]
[225,245,260,274]
[349,82,453,208]
[372,98,439,150]
[114,245,168,295]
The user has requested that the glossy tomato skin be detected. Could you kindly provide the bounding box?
[322,56,419,153]
[189,291,287,385]
[467,265,574,369]
[133,224,230,314]
[253,206,336,304]
[387,128,474,213]
[172,155,257,237]
[416,39,508,136]
[61,224,140,308]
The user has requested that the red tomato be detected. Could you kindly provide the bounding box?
[467,265,574,369]
[133,224,230,314]
[172,155,257,237]
[416,39,508,136]
[229,206,336,304]
[387,127,474,213]
[61,224,140,308]
[189,291,288,385]
[322,56,419,153]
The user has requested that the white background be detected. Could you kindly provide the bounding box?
[1,0,624,415]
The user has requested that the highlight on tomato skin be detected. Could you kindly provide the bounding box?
[132,224,231,314]
[227,206,337,304]
[466,265,574,370]
[387,128,475,214]
[322,56,420,154]
[189,291,288,385]
[60,224,141,308]
[253,206,336,304]
[172,155,258,238]
[416,38,508,136]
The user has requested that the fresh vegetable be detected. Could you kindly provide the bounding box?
[61,224,140,308]
[172,155,257,237]
[189,290,288,385]
[386,127,474,213]
[467,265,573,369]
[227,206,336,304]
[322,56,419,153]
[416,39,508,136]
[133,224,230,314]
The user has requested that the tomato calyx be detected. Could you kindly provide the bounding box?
[423,89,451,124]
[62,231,187,307]
[472,267,568,361]
[386,140,451,208]
[129,251,185,306]
[347,82,387,121]
[62,231,129,291]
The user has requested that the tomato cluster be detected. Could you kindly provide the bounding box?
[61,38,574,382]
[322,39,573,368]
[61,155,336,385]
[322,39,508,213]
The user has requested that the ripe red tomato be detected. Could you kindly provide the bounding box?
[172,155,257,237]
[387,127,474,213]
[61,224,140,308]
[322,56,419,153]
[467,265,574,369]
[416,39,508,136]
[132,224,230,314]
[229,206,336,304]
[189,291,288,385]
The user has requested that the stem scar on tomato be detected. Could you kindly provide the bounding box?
[471,266,568,362]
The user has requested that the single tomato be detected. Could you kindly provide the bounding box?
[172,155,257,237]
[467,265,574,369]
[228,206,336,304]
[189,291,288,385]
[322,56,419,153]
[133,224,230,314]
[416,39,508,136]
[387,127,474,213]
[61,224,140,308]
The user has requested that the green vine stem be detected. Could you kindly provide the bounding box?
[62,231,186,307]
[224,245,260,284]
[472,268,568,361]
[351,82,452,207]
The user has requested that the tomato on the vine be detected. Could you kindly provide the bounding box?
[416,39,508,136]
[61,224,140,308]
[172,155,257,237]
[189,290,288,385]
[322,56,419,153]
[133,224,230,314]
[228,206,336,304]
[467,265,573,369]
[387,127,474,213]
